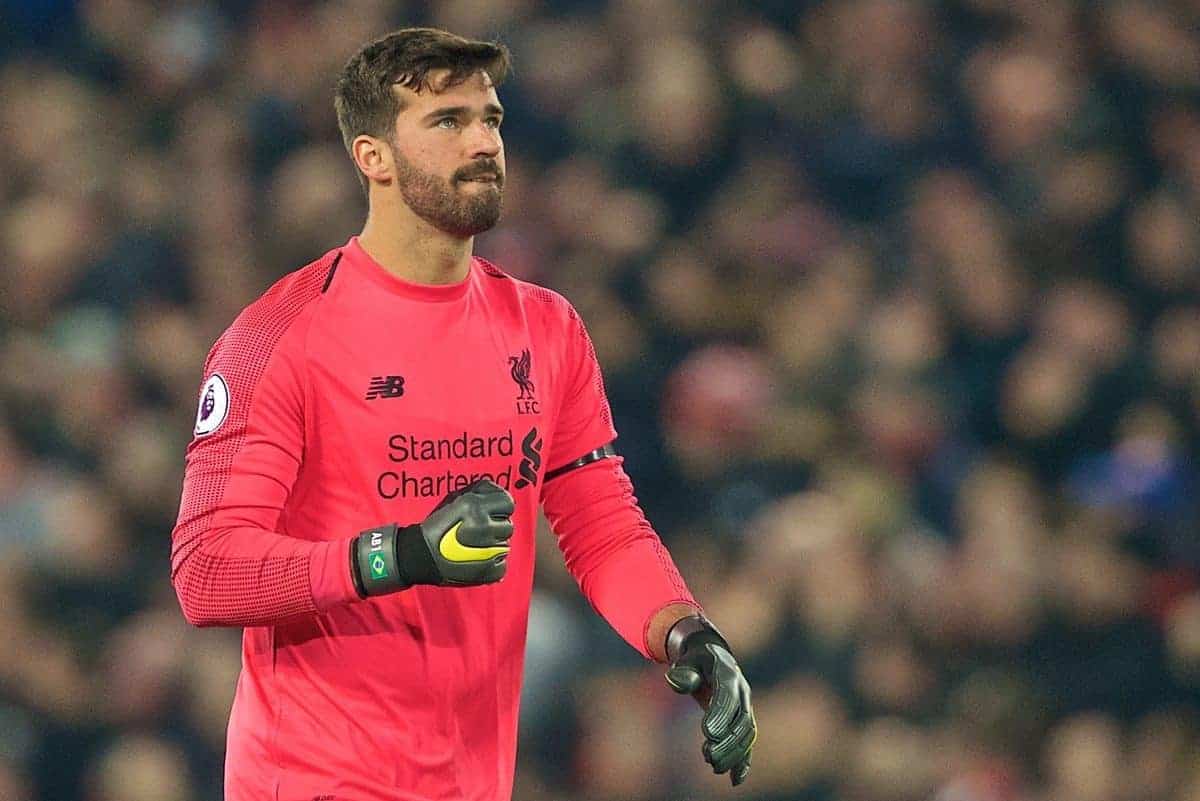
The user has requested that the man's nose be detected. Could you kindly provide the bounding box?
[466,120,502,159]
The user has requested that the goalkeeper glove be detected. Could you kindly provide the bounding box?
[351,478,514,596]
[665,614,757,786]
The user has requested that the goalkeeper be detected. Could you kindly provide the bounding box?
[171,26,756,801]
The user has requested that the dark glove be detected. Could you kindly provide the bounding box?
[351,478,514,596]
[664,614,757,786]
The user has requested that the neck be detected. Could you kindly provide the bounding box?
[357,193,473,285]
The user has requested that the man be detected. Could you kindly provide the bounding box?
[171,27,756,801]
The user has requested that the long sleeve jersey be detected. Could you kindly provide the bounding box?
[170,236,698,801]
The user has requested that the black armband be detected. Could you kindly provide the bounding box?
[544,442,617,482]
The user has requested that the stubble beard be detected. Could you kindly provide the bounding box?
[393,149,503,238]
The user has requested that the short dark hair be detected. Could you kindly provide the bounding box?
[334,27,511,192]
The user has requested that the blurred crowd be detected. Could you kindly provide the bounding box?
[2,0,1199,799]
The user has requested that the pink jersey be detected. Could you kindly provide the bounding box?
[170,237,697,801]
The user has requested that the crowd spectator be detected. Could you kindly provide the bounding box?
[1,1,1197,799]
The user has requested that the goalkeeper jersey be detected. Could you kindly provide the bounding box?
[170,236,697,801]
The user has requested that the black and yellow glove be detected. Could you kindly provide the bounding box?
[665,614,757,786]
[351,478,514,596]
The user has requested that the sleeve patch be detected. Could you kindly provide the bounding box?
[194,373,230,436]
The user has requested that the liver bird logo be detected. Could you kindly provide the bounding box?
[509,349,535,399]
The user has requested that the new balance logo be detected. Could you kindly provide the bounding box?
[365,375,405,400]
[514,427,543,489]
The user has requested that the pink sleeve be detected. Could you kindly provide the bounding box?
[541,448,699,661]
[541,303,698,658]
[170,277,358,628]
[545,306,618,473]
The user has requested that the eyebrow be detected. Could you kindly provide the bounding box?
[422,103,505,122]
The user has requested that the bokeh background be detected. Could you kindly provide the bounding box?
[2,0,1200,799]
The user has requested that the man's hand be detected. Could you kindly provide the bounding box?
[352,479,515,596]
[665,615,757,786]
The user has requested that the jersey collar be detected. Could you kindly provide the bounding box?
[340,236,474,302]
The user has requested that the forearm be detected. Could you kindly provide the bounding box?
[171,521,358,628]
[542,456,700,659]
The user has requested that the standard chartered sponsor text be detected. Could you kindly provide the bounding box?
[380,429,515,498]
[388,430,513,461]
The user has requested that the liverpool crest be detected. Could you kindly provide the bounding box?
[509,348,539,414]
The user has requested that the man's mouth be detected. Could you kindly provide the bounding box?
[458,165,503,184]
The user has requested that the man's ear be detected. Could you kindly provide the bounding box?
[352,134,392,185]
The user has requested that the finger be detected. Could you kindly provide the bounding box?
[707,696,754,771]
[491,496,516,517]
[731,751,752,786]
[665,665,702,695]
[733,684,755,735]
[481,484,516,515]
[722,690,748,736]
[711,730,755,777]
[491,519,514,541]
[701,671,738,741]
[708,710,756,774]
[482,554,508,583]
[456,519,511,549]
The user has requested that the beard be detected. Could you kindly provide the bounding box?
[392,148,504,238]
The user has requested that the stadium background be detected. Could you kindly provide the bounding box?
[2,0,1200,799]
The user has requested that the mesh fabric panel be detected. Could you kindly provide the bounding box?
[171,253,333,625]
[566,303,614,431]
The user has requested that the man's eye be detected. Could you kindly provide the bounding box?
[437,118,458,129]
[485,117,502,129]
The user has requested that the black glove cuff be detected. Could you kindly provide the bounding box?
[350,536,368,598]
[666,613,731,663]
[353,523,408,597]
[395,522,441,585]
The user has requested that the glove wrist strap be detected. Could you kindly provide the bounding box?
[352,523,409,597]
[666,613,731,663]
